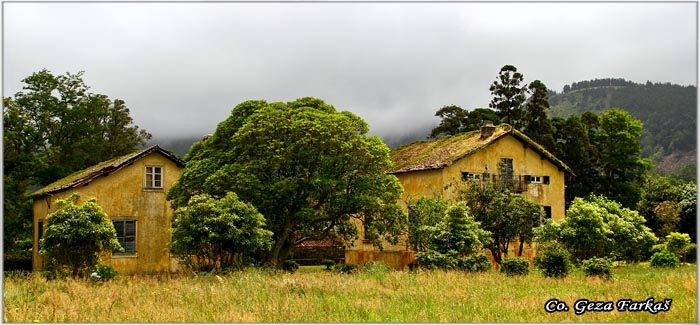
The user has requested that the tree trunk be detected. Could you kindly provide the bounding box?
[518,239,525,257]
[267,226,292,268]
[489,247,501,264]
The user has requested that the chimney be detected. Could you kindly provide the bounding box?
[480,120,495,139]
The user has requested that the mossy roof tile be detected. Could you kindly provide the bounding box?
[388,124,574,175]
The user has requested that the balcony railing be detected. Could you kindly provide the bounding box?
[463,173,529,193]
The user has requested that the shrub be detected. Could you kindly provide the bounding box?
[336,263,358,274]
[664,232,695,263]
[559,196,657,263]
[282,260,299,273]
[415,251,457,270]
[170,192,273,273]
[650,244,666,255]
[363,261,393,276]
[499,257,530,276]
[321,259,336,270]
[534,244,573,278]
[581,257,613,280]
[40,194,123,278]
[91,264,118,280]
[650,250,680,268]
[458,254,492,272]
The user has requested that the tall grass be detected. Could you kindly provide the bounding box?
[3,263,696,322]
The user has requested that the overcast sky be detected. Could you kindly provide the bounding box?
[2,1,697,141]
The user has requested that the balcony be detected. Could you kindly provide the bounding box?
[463,173,529,193]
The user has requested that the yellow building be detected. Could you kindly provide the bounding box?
[345,122,574,269]
[31,145,184,275]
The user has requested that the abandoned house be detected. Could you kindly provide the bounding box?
[345,121,575,269]
[31,145,184,275]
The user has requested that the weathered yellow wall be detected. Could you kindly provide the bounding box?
[389,135,566,221]
[443,135,567,222]
[33,152,181,275]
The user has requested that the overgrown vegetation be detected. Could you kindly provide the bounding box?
[167,97,407,268]
[39,194,123,278]
[581,257,613,280]
[170,192,273,272]
[499,257,530,276]
[408,200,492,271]
[556,195,657,263]
[534,244,573,278]
[3,69,151,268]
[4,264,695,323]
[650,250,681,268]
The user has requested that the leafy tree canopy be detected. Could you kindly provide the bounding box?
[458,180,543,264]
[558,195,657,263]
[430,105,500,138]
[3,69,151,257]
[167,97,406,268]
[489,64,526,128]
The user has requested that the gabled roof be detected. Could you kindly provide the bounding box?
[388,124,574,175]
[30,145,185,198]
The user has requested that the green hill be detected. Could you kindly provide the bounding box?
[548,79,696,179]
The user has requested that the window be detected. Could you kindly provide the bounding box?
[113,220,136,254]
[544,206,552,219]
[543,176,550,184]
[461,172,480,181]
[499,158,513,179]
[528,175,543,184]
[145,166,163,189]
[38,221,43,241]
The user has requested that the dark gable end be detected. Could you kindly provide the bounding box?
[30,146,184,198]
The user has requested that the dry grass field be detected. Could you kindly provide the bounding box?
[3,263,696,323]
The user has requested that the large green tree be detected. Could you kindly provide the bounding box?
[558,195,657,263]
[552,115,600,207]
[596,108,652,207]
[167,97,406,268]
[407,197,449,252]
[489,65,526,128]
[458,180,543,263]
[637,174,697,242]
[430,105,500,138]
[7,70,151,185]
[522,80,555,152]
[3,69,151,258]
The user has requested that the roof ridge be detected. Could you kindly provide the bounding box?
[30,145,184,198]
[387,124,573,175]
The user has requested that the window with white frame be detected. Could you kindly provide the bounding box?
[113,220,136,255]
[145,166,163,189]
[529,176,543,184]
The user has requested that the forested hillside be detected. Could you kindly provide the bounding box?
[548,79,696,178]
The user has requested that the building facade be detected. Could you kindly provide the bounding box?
[31,146,184,275]
[345,122,574,269]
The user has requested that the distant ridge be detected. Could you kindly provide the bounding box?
[548,78,696,178]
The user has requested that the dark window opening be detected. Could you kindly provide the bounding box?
[113,220,136,254]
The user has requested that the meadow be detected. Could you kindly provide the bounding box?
[3,263,696,323]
